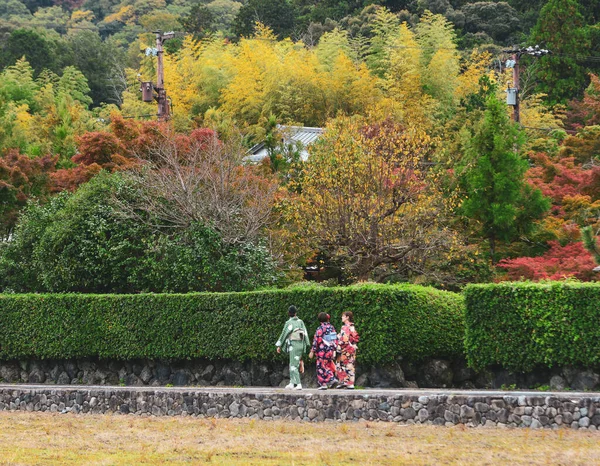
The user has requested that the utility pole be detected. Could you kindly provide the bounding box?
[154,30,174,121]
[511,52,520,123]
[503,46,551,123]
[140,31,175,121]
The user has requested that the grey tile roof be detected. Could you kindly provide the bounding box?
[246,125,324,163]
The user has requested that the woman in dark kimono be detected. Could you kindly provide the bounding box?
[309,312,338,390]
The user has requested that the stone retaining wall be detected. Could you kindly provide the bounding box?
[1,358,600,391]
[1,386,599,430]
[0,358,436,389]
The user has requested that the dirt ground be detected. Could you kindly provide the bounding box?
[0,411,598,465]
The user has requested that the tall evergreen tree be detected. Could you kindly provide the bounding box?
[459,97,549,263]
[581,226,600,265]
[530,0,589,105]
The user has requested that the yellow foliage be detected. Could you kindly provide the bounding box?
[539,216,580,244]
[103,6,135,25]
[70,10,95,23]
[520,93,565,131]
[562,194,600,226]
[315,28,355,71]
[456,51,493,101]
[124,10,542,146]
[10,103,38,148]
[382,22,432,126]
[163,36,203,130]
[386,23,422,96]
[285,115,459,280]
[520,93,565,151]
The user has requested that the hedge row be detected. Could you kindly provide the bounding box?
[464,282,600,372]
[0,284,465,365]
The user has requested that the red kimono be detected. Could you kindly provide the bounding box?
[336,323,359,386]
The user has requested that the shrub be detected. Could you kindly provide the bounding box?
[0,172,279,293]
[464,281,600,371]
[0,284,464,365]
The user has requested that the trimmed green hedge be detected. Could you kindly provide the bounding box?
[465,282,600,372]
[0,284,464,365]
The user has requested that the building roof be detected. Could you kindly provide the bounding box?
[246,126,324,163]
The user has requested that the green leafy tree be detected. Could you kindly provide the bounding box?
[530,0,589,105]
[29,5,69,31]
[578,0,600,24]
[305,0,363,24]
[138,10,182,32]
[0,29,59,74]
[181,3,215,38]
[461,2,521,44]
[57,66,93,107]
[233,0,297,39]
[79,0,118,21]
[0,0,33,18]
[68,30,124,106]
[0,57,39,109]
[206,0,242,36]
[20,0,55,13]
[458,97,549,263]
[0,172,280,293]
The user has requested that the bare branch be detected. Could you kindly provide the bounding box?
[117,129,278,245]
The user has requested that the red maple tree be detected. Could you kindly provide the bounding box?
[566,74,600,130]
[0,149,56,235]
[498,241,597,281]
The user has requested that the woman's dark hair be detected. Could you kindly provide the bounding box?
[342,311,354,322]
[318,312,329,322]
[288,305,297,316]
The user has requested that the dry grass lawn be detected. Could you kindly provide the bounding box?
[0,411,598,465]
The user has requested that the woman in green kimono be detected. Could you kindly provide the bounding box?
[276,305,310,389]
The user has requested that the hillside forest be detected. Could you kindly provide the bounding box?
[2,0,600,293]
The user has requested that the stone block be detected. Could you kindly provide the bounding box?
[444,410,459,424]
[460,405,475,419]
[402,407,416,420]
[474,402,489,413]
[521,415,533,427]
[579,417,591,428]
[497,409,509,424]
[550,376,567,391]
[491,400,505,410]
[530,419,542,429]
[572,371,600,392]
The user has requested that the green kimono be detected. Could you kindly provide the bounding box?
[276,316,310,386]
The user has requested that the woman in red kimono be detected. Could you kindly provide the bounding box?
[309,312,338,390]
[335,311,359,389]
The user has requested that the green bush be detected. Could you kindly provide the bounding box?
[0,284,464,365]
[464,282,600,371]
[0,172,279,293]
